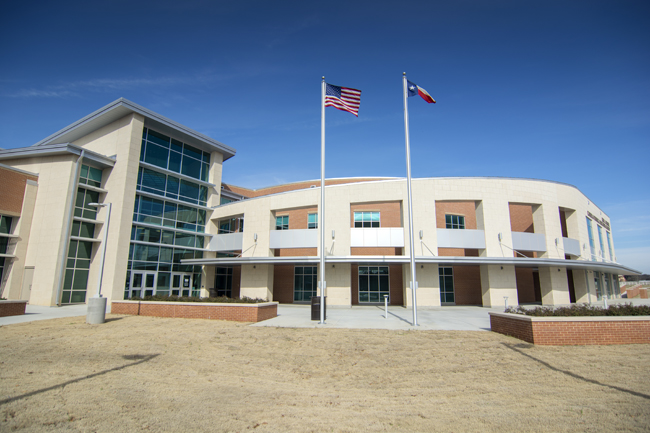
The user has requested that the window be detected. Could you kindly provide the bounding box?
[218,217,243,234]
[606,231,614,261]
[141,128,211,183]
[220,196,234,205]
[137,167,208,206]
[276,215,289,230]
[0,216,11,283]
[439,267,454,304]
[597,226,606,260]
[62,240,93,304]
[354,211,379,228]
[294,266,317,302]
[594,271,602,300]
[358,266,389,303]
[79,164,102,188]
[586,217,596,260]
[71,221,95,239]
[133,195,206,233]
[74,188,100,220]
[308,213,318,229]
[0,215,12,235]
[215,267,233,297]
[445,215,465,229]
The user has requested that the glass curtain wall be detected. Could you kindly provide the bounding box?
[126,128,211,298]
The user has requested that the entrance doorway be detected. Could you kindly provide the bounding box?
[171,273,192,297]
[130,272,156,298]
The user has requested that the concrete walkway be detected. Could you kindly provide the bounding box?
[253,304,505,331]
[0,304,109,326]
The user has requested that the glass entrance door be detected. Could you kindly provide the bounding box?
[172,273,192,297]
[130,272,156,298]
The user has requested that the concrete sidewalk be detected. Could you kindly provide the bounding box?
[0,303,110,326]
[253,304,505,331]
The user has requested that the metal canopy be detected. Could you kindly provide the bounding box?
[181,255,641,275]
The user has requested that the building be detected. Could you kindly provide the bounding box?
[0,99,638,308]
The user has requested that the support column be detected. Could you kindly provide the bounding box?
[324,263,351,306]
[480,264,518,307]
[539,267,571,305]
[404,264,440,307]
[573,269,590,303]
[239,264,274,301]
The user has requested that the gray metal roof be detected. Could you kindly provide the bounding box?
[32,98,236,161]
[0,143,116,168]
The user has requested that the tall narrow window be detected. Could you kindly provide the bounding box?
[445,215,465,229]
[597,226,606,260]
[294,266,317,302]
[606,231,614,261]
[586,217,596,261]
[354,211,380,228]
[276,215,289,230]
[0,216,12,284]
[439,267,455,304]
[308,213,318,229]
[215,267,233,297]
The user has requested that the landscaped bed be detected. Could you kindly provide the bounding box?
[112,296,277,322]
[490,304,650,346]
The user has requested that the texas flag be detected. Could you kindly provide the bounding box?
[407,80,436,104]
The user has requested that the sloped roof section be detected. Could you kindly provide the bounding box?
[32,98,236,161]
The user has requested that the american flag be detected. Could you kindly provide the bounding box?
[325,83,361,116]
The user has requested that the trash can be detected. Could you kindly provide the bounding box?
[311,296,326,321]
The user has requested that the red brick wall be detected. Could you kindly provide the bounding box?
[438,248,479,257]
[273,264,296,303]
[0,166,38,215]
[111,301,277,322]
[452,266,482,305]
[350,201,402,228]
[435,201,477,229]
[490,314,650,345]
[0,301,27,317]
[509,203,534,233]
[273,206,318,257]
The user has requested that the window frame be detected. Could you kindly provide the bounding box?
[308,213,318,229]
[276,215,289,230]
[354,211,380,228]
[445,214,465,230]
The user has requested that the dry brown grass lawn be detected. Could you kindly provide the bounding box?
[1,314,649,432]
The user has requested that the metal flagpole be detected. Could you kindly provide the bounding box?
[320,77,326,324]
[402,72,418,326]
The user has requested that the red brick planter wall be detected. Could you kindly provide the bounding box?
[111,301,277,322]
[0,301,27,317]
[490,312,650,346]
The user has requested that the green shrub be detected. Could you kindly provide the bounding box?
[126,295,267,304]
[505,303,650,317]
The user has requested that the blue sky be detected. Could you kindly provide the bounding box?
[1,0,648,273]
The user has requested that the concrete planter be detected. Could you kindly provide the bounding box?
[490,312,650,346]
[0,300,27,317]
[111,300,278,323]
